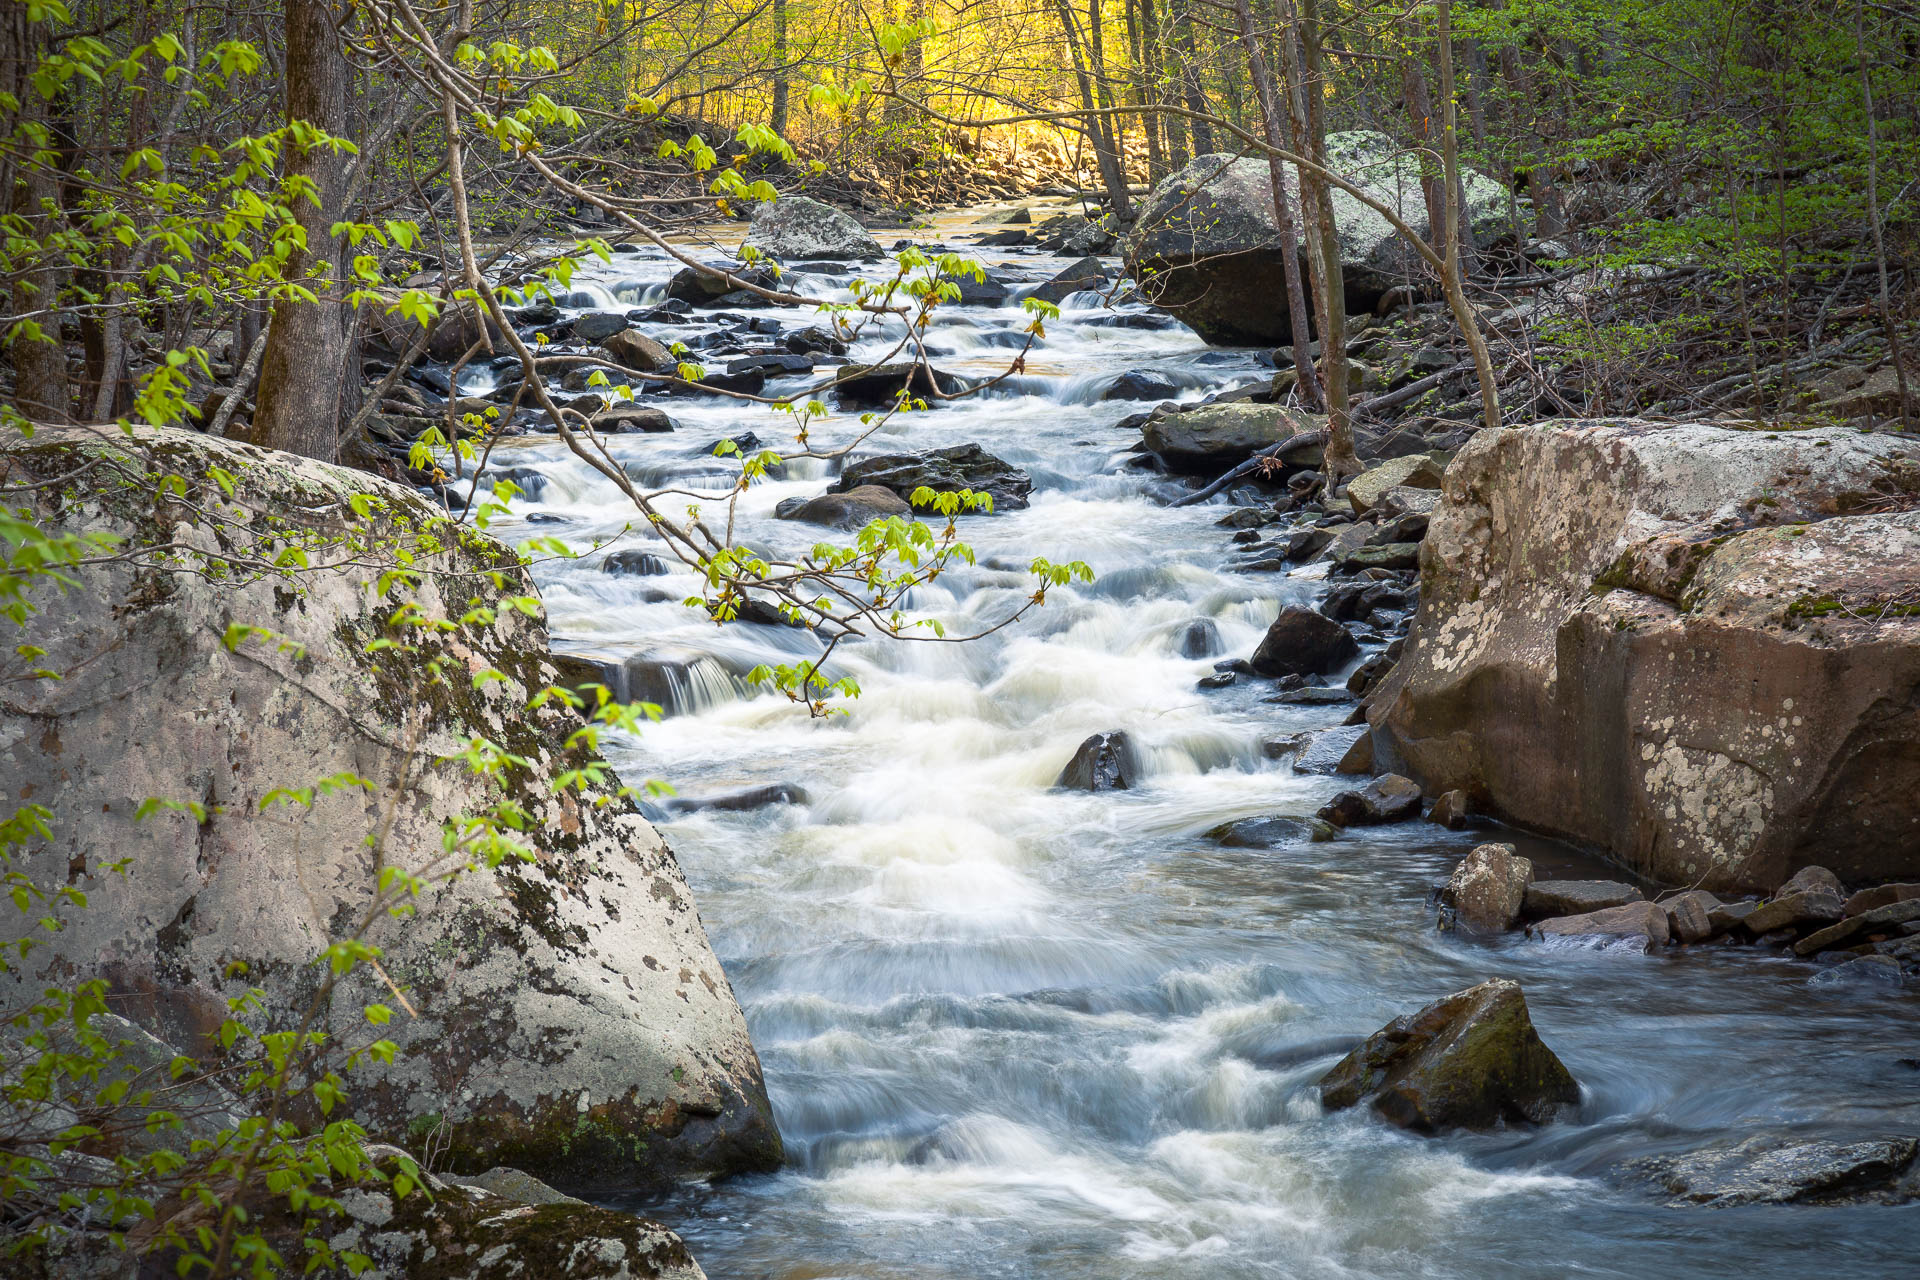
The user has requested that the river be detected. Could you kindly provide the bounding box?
[477,205,1920,1278]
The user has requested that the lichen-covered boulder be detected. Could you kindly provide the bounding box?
[1319,978,1579,1131]
[742,195,883,261]
[1441,843,1534,933]
[1126,133,1511,345]
[1367,421,1920,893]
[0,427,779,1195]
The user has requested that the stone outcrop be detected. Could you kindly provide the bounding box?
[0,427,779,1196]
[1125,133,1511,345]
[742,194,884,261]
[1319,979,1579,1131]
[1367,420,1920,893]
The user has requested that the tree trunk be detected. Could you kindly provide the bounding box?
[1435,0,1500,431]
[1169,0,1213,155]
[1231,0,1320,409]
[1052,0,1133,217]
[770,0,790,137]
[1295,0,1358,477]
[1140,0,1180,174]
[1399,26,1448,259]
[3,6,70,422]
[1126,0,1165,182]
[249,0,356,462]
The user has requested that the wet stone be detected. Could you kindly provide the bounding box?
[1632,1136,1920,1206]
[1205,815,1322,848]
[1317,773,1422,827]
[1056,731,1139,792]
[1522,880,1645,921]
[1528,901,1670,952]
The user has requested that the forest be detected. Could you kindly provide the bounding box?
[3,0,1918,1276]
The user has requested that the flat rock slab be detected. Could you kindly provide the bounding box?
[1529,901,1671,952]
[1632,1136,1920,1206]
[1523,880,1644,920]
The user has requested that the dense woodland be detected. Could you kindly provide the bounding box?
[3,0,1919,1275]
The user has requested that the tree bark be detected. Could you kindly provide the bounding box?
[248,0,356,462]
[1231,0,1320,409]
[1169,0,1214,155]
[770,0,790,137]
[1854,0,1913,428]
[1435,0,1500,431]
[1052,0,1133,217]
[3,5,70,422]
[1295,0,1358,476]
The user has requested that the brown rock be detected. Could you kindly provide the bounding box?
[1661,890,1722,944]
[1708,899,1759,933]
[1442,843,1534,933]
[1334,730,1375,775]
[1529,901,1671,952]
[1778,865,1844,898]
[774,484,913,530]
[1793,898,1920,956]
[1426,789,1470,830]
[1845,883,1920,916]
[1318,979,1580,1131]
[1742,890,1845,938]
[1318,773,1422,827]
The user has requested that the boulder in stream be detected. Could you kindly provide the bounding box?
[1317,773,1423,827]
[1056,731,1139,792]
[1319,978,1580,1131]
[1125,133,1511,345]
[1522,880,1644,920]
[1029,255,1107,304]
[743,195,884,261]
[776,484,915,530]
[0,427,780,1196]
[1144,403,1324,475]
[1441,843,1535,933]
[600,328,675,372]
[1249,605,1360,678]
[828,443,1032,513]
[829,361,966,406]
[1528,901,1672,952]
[1366,420,1920,893]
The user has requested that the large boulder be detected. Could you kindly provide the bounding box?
[742,195,884,261]
[1367,421,1920,893]
[1125,133,1512,345]
[1143,403,1324,475]
[0,427,780,1196]
[1318,979,1579,1131]
[828,443,1032,513]
[829,361,967,407]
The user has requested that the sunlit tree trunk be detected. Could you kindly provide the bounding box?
[1126,0,1165,182]
[1169,0,1213,155]
[771,0,790,137]
[1052,0,1133,217]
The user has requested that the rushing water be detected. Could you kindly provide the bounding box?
[475,206,1920,1278]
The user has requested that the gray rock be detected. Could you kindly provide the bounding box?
[1779,865,1845,898]
[604,550,670,576]
[593,403,675,433]
[1144,403,1324,475]
[444,1166,588,1208]
[829,361,966,406]
[1056,731,1139,792]
[1318,773,1423,827]
[1809,954,1906,987]
[1846,883,1920,916]
[664,783,810,814]
[1346,454,1444,516]
[1105,370,1180,402]
[1318,978,1579,1131]
[1441,843,1534,933]
[0,427,780,1195]
[1175,617,1222,658]
[572,311,630,343]
[1793,898,1920,956]
[1250,605,1360,678]
[743,195,884,260]
[1633,1136,1920,1206]
[1290,725,1368,775]
[1029,255,1106,304]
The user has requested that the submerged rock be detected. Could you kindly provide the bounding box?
[1289,725,1369,775]
[0,427,780,1195]
[1367,420,1920,893]
[1056,731,1139,792]
[1632,1136,1920,1206]
[1441,843,1535,933]
[1205,815,1329,848]
[1319,979,1580,1131]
